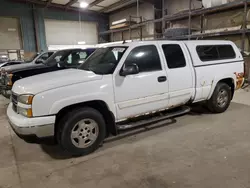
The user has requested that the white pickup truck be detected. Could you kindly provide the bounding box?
[7,40,244,156]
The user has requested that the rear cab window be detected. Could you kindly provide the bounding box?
[162,44,186,69]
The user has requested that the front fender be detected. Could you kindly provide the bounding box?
[49,92,115,115]
[32,76,115,117]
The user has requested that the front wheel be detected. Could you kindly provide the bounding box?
[207,82,232,113]
[57,107,106,156]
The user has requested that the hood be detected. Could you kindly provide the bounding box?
[2,63,42,73]
[12,69,103,94]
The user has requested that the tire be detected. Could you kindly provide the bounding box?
[57,107,106,156]
[207,82,232,113]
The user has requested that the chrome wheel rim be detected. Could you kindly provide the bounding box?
[217,89,229,108]
[71,119,99,148]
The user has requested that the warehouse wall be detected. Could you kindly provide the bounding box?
[0,0,109,55]
[109,2,155,41]
[165,1,250,51]
[0,0,35,53]
[0,17,22,50]
[165,0,202,15]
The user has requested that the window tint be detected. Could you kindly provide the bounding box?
[66,51,82,65]
[40,53,50,61]
[124,45,161,72]
[162,44,186,69]
[79,51,87,59]
[48,52,54,57]
[217,45,236,59]
[196,45,236,61]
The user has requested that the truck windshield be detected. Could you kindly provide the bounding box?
[45,50,71,66]
[44,49,95,67]
[79,47,127,75]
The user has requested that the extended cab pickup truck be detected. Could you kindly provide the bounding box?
[7,40,244,156]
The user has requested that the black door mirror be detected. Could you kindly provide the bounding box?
[120,64,139,76]
[35,59,45,64]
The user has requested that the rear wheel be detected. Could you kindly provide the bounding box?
[57,107,106,156]
[207,82,232,113]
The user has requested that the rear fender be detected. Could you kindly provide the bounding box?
[207,75,236,100]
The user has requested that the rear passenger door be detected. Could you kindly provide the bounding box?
[158,41,195,107]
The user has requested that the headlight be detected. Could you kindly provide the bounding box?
[17,106,33,118]
[5,74,13,86]
[18,94,34,105]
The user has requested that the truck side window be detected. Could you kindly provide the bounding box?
[40,53,50,61]
[162,44,186,69]
[124,45,161,72]
[66,52,81,65]
[196,45,236,61]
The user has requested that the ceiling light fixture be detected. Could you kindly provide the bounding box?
[80,1,89,8]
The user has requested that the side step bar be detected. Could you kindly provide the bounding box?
[117,106,191,131]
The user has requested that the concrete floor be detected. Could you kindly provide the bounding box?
[1,89,250,188]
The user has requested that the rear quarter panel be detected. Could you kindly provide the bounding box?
[194,62,243,101]
[184,41,244,102]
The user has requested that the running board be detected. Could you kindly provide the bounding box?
[117,106,191,131]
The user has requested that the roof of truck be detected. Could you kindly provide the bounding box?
[105,40,242,67]
[106,40,236,48]
[183,40,235,45]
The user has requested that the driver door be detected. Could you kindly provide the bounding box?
[113,44,169,120]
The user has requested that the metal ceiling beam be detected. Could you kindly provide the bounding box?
[86,0,154,9]
[11,0,92,13]
[65,0,78,8]
[89,0,106,8]
[101,0,154,13]
[108,2,140,14]
[101,0,137,13]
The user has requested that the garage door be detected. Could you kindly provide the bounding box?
[0,17,21,50]
[44,19,98,46]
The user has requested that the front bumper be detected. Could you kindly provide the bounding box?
[7,103,56,139]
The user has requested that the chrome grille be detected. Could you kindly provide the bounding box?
[11,93,18,113]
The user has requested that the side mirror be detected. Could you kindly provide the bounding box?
[120,64,139,76]
[35,59,44,64]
